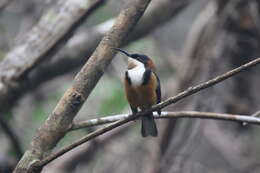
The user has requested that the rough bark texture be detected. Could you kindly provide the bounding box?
[0,0,105,112]
[158,1,260,172]
[14,0,151,172]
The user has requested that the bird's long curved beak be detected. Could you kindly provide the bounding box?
[112,48,131,57]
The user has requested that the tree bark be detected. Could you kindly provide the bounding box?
[14,0,151,172]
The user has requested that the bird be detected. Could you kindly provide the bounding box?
[113,48,161,137]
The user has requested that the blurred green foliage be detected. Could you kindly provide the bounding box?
[127,38,152,52]
[32,103,46,124]
[98,84,127,115]
[86,5,114,26]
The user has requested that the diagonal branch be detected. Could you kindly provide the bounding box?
[154,57,260,112]
[0,0,106,112]
[50,126,130,172]
[0,0,13,12]
[70,111,260,130]
[252,110,260,117]
[14,0,152,172]
[35,57,260,168]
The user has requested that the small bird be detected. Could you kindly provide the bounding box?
[113,48,161,137]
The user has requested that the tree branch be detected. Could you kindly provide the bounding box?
[70,111,260,130]
[48,126,130,173]
[0,0,106,112]
[154,57,260,112]
[33,57,260,168]
[242,110,260,126]
[252,110,260,117]
[14,0,152,172]
[0,0,13,12]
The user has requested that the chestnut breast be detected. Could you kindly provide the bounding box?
[125,71,158,109]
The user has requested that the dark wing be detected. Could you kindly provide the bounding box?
[154,72,161,115]
[125,71,131,85]
[142,69,151,85]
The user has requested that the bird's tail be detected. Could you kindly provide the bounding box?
[141,113,158,137]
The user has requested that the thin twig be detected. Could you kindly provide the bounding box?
[51,126,130,172]
[153,57,260,112]
[35,57,260,167]
[70,114,132,130]
[242,110,260,126]
[252,110,260,117]
[35,115,136,168]
[70,111,260,130]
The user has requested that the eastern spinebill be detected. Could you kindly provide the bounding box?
[113,48,161,137]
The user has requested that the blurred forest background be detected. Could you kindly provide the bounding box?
[0,0,260,172]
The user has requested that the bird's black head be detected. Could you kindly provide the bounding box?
[129,53,150,64]
[112,48,150,64]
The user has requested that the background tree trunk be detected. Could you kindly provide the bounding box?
[158,1,260,172]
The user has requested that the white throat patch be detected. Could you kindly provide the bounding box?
[127,59,145,87]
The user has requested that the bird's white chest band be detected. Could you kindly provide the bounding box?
[127,66,145,87]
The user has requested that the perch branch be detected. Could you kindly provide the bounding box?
[242,110,260,126]
[71,111,260,130]
[34,57,260,168]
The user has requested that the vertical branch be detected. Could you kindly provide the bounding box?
[14,0,152,172]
